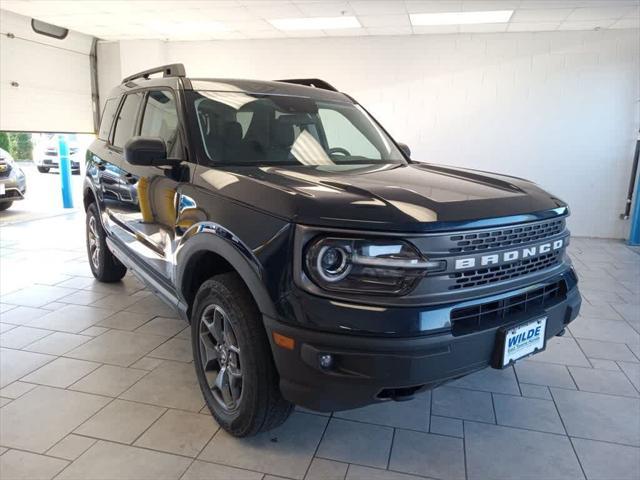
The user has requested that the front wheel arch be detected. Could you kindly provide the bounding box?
[176,233,277,321]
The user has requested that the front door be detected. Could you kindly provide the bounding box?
[112,88,189,282]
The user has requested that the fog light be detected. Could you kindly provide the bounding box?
[318,353,334,369]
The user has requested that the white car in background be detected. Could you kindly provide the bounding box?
[34,133,82,174]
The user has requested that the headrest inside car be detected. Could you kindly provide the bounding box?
[271,119,295,147]
[224,121,242,145]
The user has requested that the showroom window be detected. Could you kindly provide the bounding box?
[112,92,143,149]
[140,90,182,158]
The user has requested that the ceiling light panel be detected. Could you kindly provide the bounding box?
[270,16,361,31]
[410,10,514,26]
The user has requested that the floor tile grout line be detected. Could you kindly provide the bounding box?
[428,390,433,433]
[2,327,57,351]
[301,411,332,479]
[571,333,596,369]
[178,417,221,480]
[0,445,75,463]
[490,392,497,424]
[462,420,469,480]
[548,388,588,480]
[385,427,396,470]
[511,364,524,396]
[129,406,170,446]
[43,432,96,461]
[313,456,435,480]
[614,361,640,395]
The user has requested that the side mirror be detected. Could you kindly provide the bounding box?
[124,137,171,166]
[397,142,411,158]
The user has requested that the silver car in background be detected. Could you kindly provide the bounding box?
[0,147,27,211]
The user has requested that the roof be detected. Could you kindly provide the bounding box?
[112,64,352,103]
[187,78,352,102]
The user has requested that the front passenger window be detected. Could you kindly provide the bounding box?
[112,92,143,149]
[140,90,182,158]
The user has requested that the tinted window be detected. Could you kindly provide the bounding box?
[190,91,404,166]
[112,92,143,148]
[98,98,119,141]
[140,90,182,158]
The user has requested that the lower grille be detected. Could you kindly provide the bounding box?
[451,280,566,336]
[449,250,562,290]
[0,189,23,199]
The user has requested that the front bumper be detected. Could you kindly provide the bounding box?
[265,271,581,412]
[0,169,27,202]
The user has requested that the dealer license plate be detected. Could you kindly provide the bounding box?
[0,184,5,195]
[501,317,546,367]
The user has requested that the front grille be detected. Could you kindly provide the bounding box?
[449,250,562,290]
[451,280,566,335]
[448,218,564,253]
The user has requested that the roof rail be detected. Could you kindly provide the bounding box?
[276,78,338,92]
[122,63,186,84]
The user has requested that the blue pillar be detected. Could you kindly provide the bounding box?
[629,175,640,245]
[58,134,74,208]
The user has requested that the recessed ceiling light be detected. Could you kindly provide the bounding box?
[410,10,514,26]
[269,16,361,31]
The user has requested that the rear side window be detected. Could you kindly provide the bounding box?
[140,90,182,158]
[112,92,143,148]
[98,98,119,141]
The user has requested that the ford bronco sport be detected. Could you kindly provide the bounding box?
[84,64,581,437]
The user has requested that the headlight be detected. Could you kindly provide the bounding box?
[305,237,445,295]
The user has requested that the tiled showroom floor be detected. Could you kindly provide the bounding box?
[0,212,639,480]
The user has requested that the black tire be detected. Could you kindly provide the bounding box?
[0,201,12,211]
[191,273,293,437]
[86,202,127,282]
[37,166,49,173]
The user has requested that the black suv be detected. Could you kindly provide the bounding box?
[84,64,581,437]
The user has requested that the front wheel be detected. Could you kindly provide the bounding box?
[0,201,13,211]
[192,273,292,437]
[37,166,49,173]
[86,203,127,282]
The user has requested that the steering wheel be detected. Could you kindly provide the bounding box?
[328,147,351,157]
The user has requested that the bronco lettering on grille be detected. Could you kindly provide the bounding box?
[454,239,564,270]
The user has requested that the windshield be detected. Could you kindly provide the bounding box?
[189,90,406,166]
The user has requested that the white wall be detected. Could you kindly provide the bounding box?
[102,29,639,239]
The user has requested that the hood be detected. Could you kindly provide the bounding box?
[197,162,567,232]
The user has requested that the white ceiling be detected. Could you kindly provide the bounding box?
[1,0,638,41]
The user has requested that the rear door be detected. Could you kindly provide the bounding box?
[101,91,145,245]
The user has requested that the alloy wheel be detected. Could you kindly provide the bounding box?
[88,215,101,269]
[199,304,243,412]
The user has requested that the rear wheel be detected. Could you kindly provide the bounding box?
[191,273,292,437]
[0,201,13,211]
[37,166,49,173]
[86,202,127,282]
